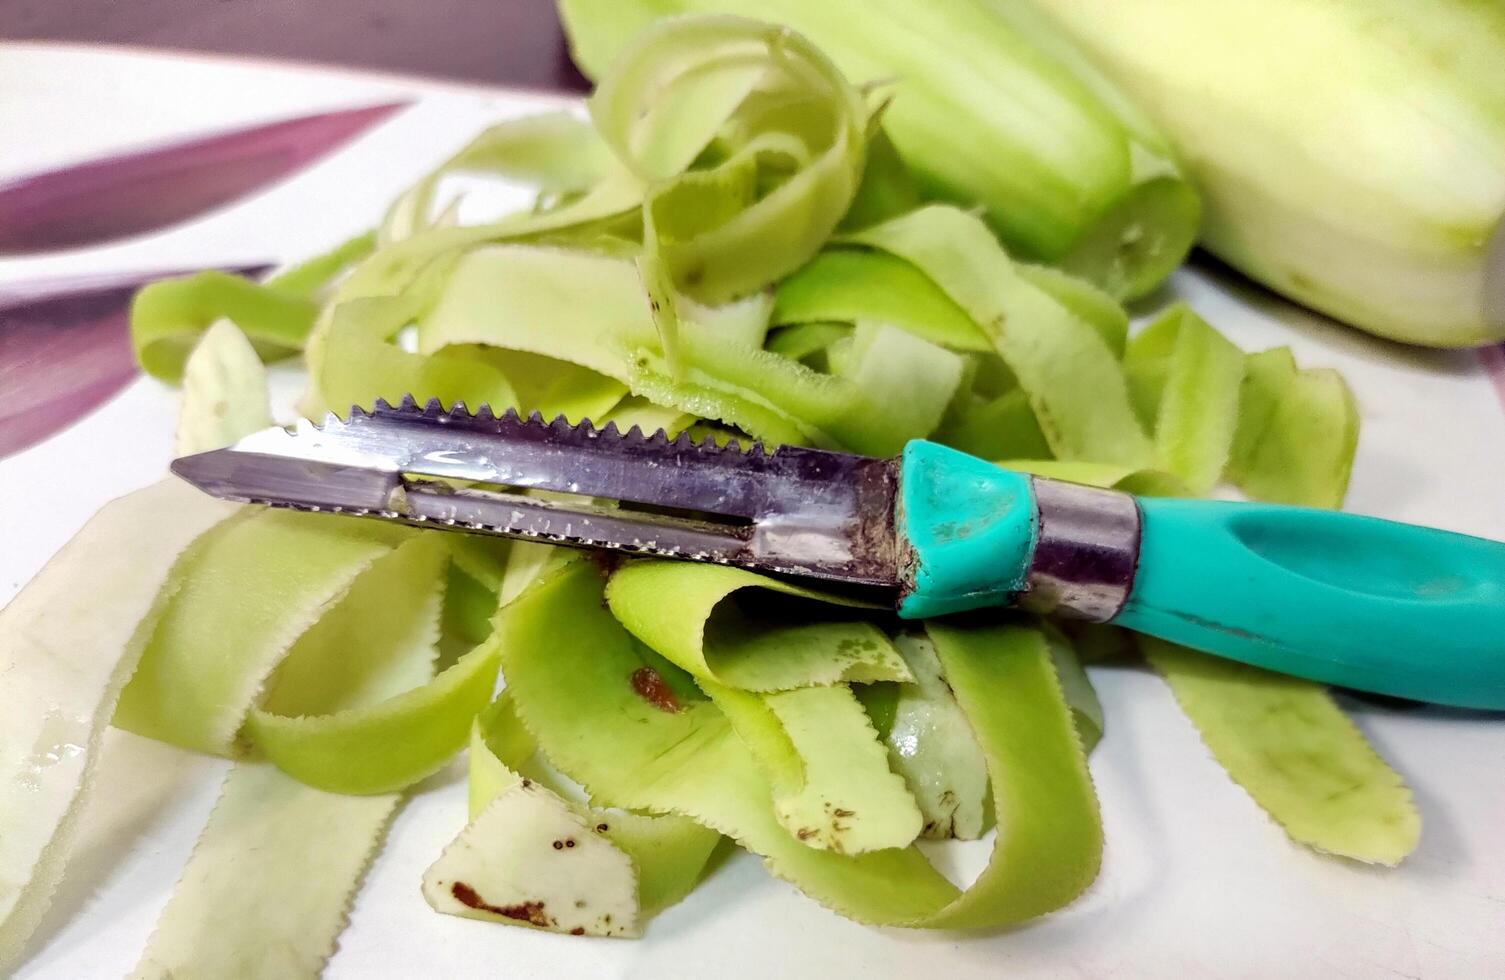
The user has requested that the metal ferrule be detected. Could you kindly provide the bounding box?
[1019,476,1142,622]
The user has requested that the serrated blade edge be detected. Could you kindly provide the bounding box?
[173,398,900,589]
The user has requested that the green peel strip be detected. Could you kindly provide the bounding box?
[1042,621,1105,753]
[594,15,867,305]
[114,512,412,755]
[132,232,375,382]
[773,248,990,352]
[1143,638,1419,866]
[1227,352,1360,508]
[703,679,924,854]
[606,562,908,691]
[245,536,488,796]
[843,205,1155,466]
[1124,302,1245,494]
[498,562,1101,928]
[380,112,619,243]
[425,777,641,937]
[607,561,921,853]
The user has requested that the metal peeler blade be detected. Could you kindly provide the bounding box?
[171,396,900,590]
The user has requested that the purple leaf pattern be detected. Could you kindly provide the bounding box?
[0,100,408,456]
[0,266,269,459]
[0,101,407,255]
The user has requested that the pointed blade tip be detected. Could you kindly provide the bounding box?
[169,447,235,498]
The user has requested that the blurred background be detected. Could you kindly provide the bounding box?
[2,0,589,90]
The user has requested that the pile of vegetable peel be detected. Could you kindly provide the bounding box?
[0,14,1420,978]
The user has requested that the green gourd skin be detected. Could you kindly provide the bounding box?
[898,441,1505,709]
[1025,0,1505,347]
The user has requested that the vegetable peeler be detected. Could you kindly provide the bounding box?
[172,397,1505,710]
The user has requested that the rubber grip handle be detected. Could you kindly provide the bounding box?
[1113,497,1505,709]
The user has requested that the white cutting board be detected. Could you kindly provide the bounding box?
[2,41,1504,980]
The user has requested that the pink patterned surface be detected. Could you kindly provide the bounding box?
[1478,343,1505,415]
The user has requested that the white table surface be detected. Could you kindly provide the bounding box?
[2,40,1504,980]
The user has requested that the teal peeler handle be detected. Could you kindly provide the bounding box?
[895,441,1505,709]
[1117,497,1505,708]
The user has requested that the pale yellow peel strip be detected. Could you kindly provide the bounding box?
[423,780,641,938]
[174,320,273,457]
[701,679,924,854]
[884,634,989,840]
[0,481,236,969]
[131,761,400,979]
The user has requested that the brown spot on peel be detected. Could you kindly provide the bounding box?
[450,883,553,928]
[631,667,682,713]
[450,881,486,909]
